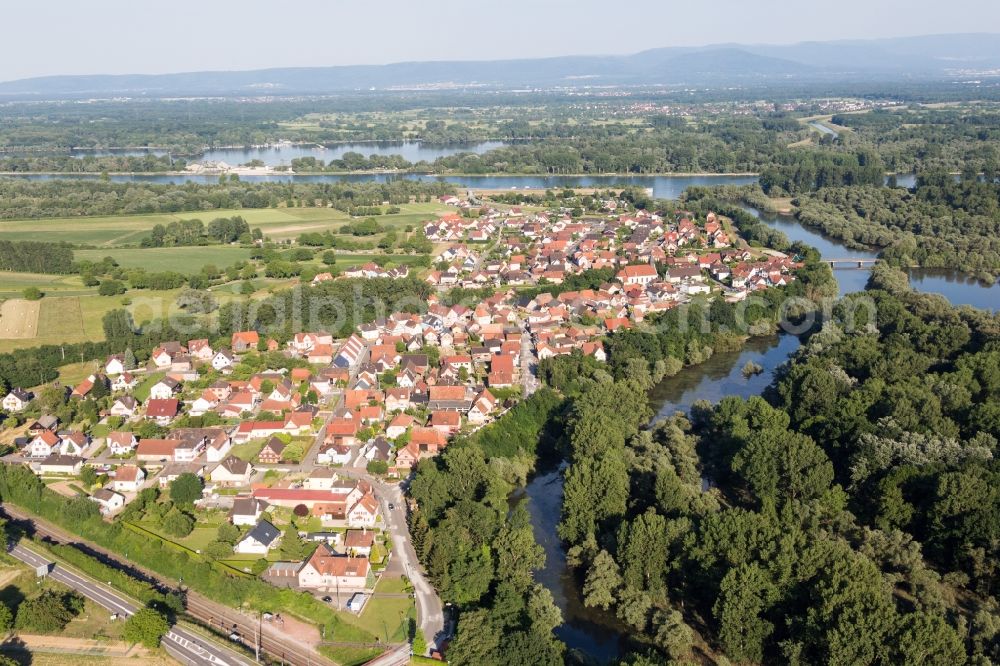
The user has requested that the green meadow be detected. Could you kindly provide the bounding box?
[0,202,446,247]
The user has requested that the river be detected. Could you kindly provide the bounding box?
[5,172,760,199]
[521,197,998,663]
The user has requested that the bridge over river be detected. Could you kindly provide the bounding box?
[826,257,878,269]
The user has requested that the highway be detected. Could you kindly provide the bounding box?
[10,542,254,666]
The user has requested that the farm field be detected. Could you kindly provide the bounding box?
[0,272,92,298]
[0,299,40,338]
[0,287,243,354]
[0,202,449,247]
[75,246,255,272]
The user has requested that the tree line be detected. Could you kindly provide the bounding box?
[0,240,75,273]
[0,179,456,220]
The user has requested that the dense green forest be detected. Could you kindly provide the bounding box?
[0,240,75,273]
[539,272,1000,664]
[794,173,1000,281]
[0,178,455,219]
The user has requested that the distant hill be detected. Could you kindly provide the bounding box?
[2,33,998,98]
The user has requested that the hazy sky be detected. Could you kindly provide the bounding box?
[3,0,998,81]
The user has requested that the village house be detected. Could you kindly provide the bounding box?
[90,488,125,515]
[2,389,32,413]
[27,430,60,459]
[111,372,139,392]
[188,339,214,362]
[144,398,179,425]
[212,349,236,372]
[112,465,146,493]
[385,413,415,440]
[304,467,338,490]
[231,331,260,353]
[229,497,268,526]
[210,455,254,487]
[157,463,205,488]
[59,431,89,457]
[107,431,138,456]
[317,441,351,466]
[235,519,281,555]
[344,529,376,557]
[296,544,371,590]
[105,355,126,376]
[135,438,180,462]
[257,437,287,464]
[109,396,139,419]
[37,454,83,475]
[149,377,181,400]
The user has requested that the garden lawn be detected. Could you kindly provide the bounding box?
[229,439,267,462]
[341,580,415,644]
[133,371,166,401]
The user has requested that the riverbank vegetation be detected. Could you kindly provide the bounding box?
[794,173,1000,281]
[407,389,569,665]
[547,272,1000,664]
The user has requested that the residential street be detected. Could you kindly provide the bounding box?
[9,542,254,666]
[337,466,446,649]
[519,319,539,396]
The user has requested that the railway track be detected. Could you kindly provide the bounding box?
[0,503,387,666]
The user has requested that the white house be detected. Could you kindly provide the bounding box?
[210,456,253,487]
[59,432,89,457]
[234,520,281,555]
[346,494,380,529]
[212,349,236,372]
[111,372,139,392]
[37,454,83,475]
[204,433,233,463]
[90,488,125,515]
[3,389,32,413]
[28,430,60,458]
[105,355,126,376]
[112,465,146,493]
[149,377,180,400]
[297,545,370,590]
[228,497,268,527]
[107,432,138,456]
[189,390,219,417]
[109,396,139,419]
[316,442,352,466]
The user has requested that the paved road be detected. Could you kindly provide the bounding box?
[334,467,446,652]
[519,319,539,396]
[10,542,254,666]
[268,346,445,653]
[2,504,339,666]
